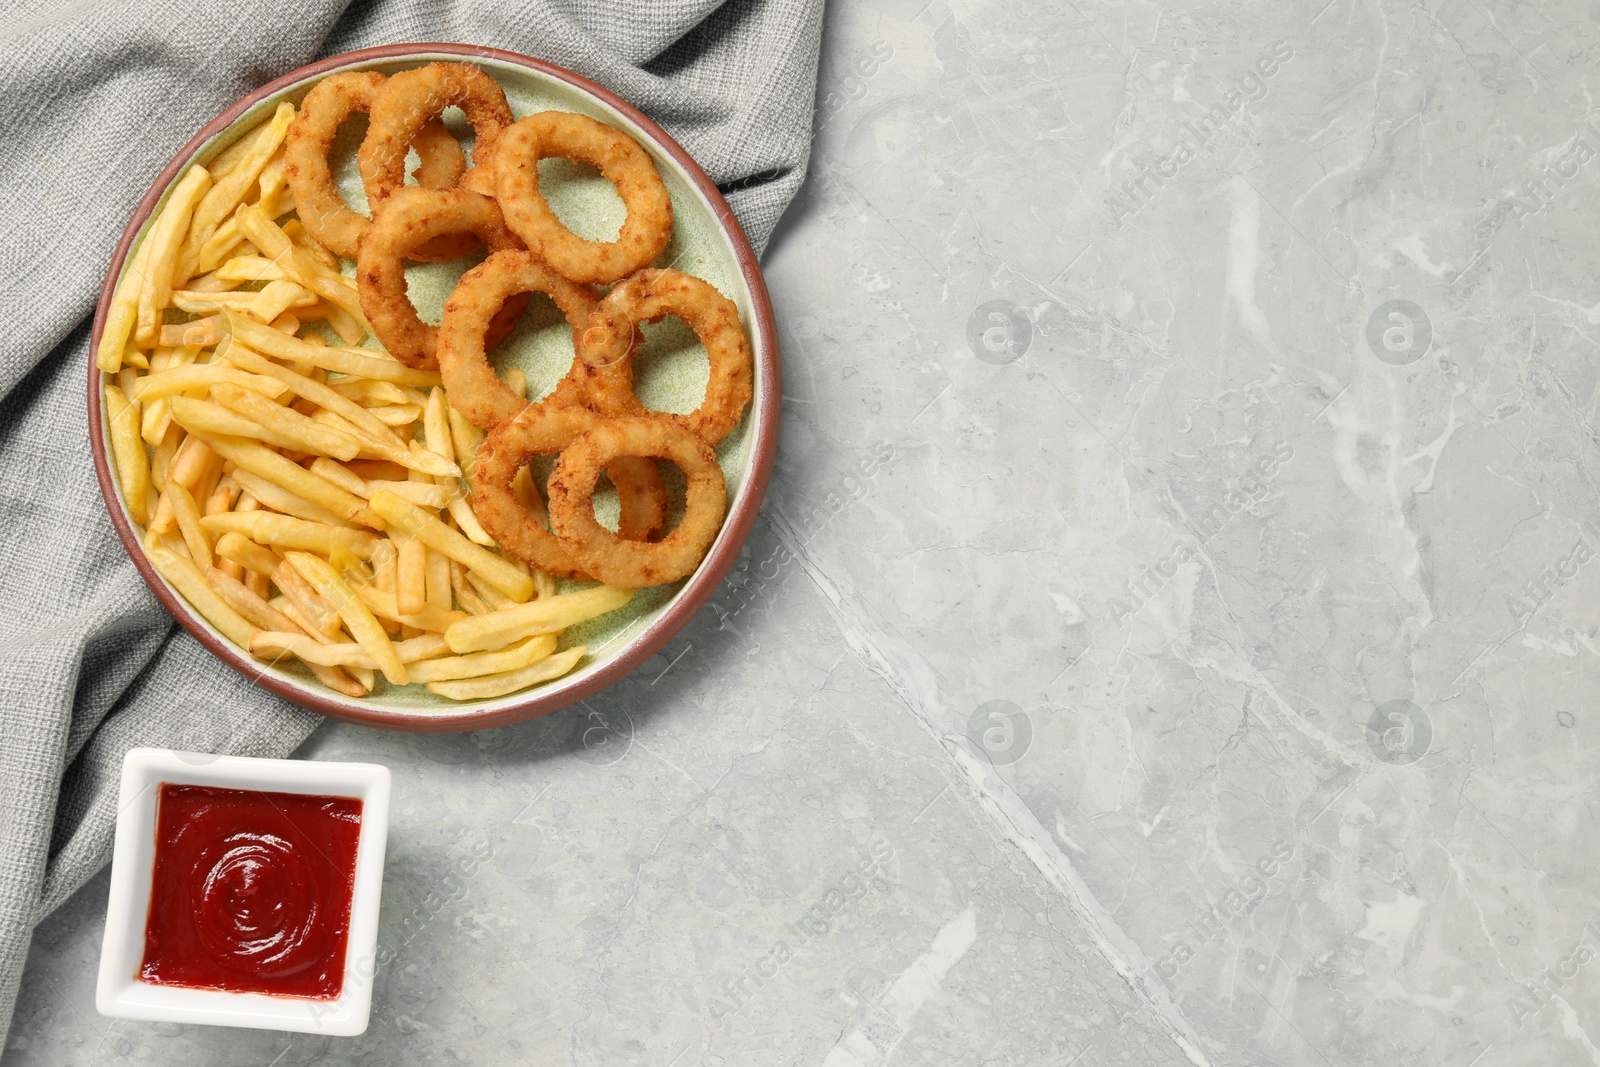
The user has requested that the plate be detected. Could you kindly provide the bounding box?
[87,44,779,732]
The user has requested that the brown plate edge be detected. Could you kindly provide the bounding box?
[86,42,782,734]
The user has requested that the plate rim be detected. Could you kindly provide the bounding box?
[86,42,781,733]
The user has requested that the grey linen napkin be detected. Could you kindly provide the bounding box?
[0,0,822,1045]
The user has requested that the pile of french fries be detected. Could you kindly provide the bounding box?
[96,100,633,702]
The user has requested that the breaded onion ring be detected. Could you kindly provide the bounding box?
[548,415,727,588]
[284,71,471,260]
[576,269,753,445]
[438,250,598,431]
[471,407,668,581]
[359,62,513,209]
[356,186,525,369]
[495,111,673,284]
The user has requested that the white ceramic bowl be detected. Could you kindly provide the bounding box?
[96,749,391,1035]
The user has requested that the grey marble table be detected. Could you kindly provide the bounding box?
[11,0,1600,1063]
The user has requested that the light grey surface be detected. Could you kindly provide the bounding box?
[10,0,1600,1064]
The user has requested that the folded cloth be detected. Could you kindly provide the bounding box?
[0,0,822,1044]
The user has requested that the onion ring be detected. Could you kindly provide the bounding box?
[437,250,600,430]
[494,111,673,284]
[284,71,471,260]
[548,415,727,588]
[471,407,669,581]
[576,269,753,445]
[359,62,513,209]
[356,187,525,370]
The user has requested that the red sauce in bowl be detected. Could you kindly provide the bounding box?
[139,784,363,1000]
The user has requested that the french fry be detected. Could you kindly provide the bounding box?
[187,432,373,526]
[270,595,336,646]
[129,364,286,403]
[146,545,257,648]
[204,566,301,633]
[170,289,308,316]
[465,569,520,612]
[151,423,183,492]
[233,585,368,700]
[249,631,447,668]
[372,480,447,508]
[226,311,439,387]
[368,404,424,426]
[444,585,632,654]
[217,255,288,282]
[449,560,492,615]
[167,482,211,568]
[425,646,585,700]
[426,547,451,611]
[245,569,272,600]
[214,531,279,575]
[322,303,367,345]
[195,184,292,271]
[247,280,319,324]
[285,552,407,685]
[396,536,427,616]
[96,224,157,372]
[306,457,366,495]
[103,384,151,525]
[510,464,551,535]
[149,436,218,534]
[257,155,287,201]
[200,511,379,558]
[418,388,496,542]
[443,482,494,545]
[135,165,214,348]
[182,268,239,294]
[423,387,453,460]
[229,469,352,527]
[221,344,413,450]
[205,478,237,516]
[372,539,398,591]
[189,102,295,272]
[206,123,267,179]
[504,367,527,399]
[234,204,368,327]
[168,396,351,465]
[446,402,483,475]
[369,490,532,602]
[352,584,466,632]
[159,315,224,348]
[207,384,361,459]
[348,460,412,482]
[283,218,340,271]
[330,379,422,407]
[407,634,558,683]
[272,560,342,637]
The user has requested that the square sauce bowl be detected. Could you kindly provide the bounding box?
[96,748,391,1035]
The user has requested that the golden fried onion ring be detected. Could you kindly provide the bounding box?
[495,111,673,284]
[577,268,753,445]
[284,70,470,260]
[548,415,727,588]
[438,250,597,431]
[359,62,513,208]
[471,407,669,581]
[356,186,525,370]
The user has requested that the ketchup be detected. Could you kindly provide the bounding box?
[139,784,363,1000]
